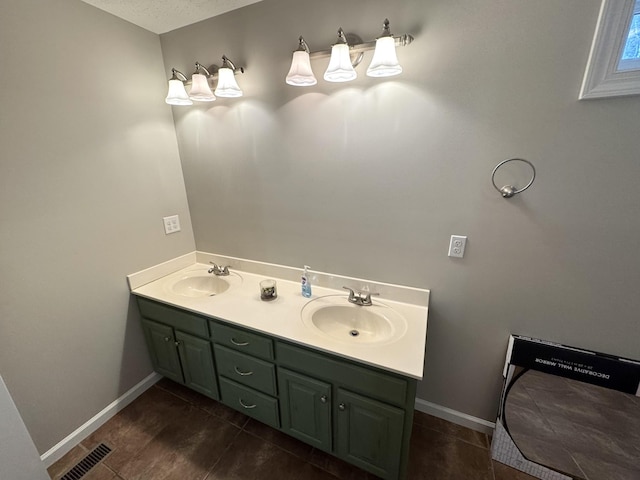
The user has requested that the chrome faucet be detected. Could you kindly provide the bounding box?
[343,286,379,306]
[208,262,230,276]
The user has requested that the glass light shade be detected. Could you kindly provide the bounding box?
[165,79,192,105]
[189,73,215,101]
[214,68,243,97]
[324,44,357,82]
[286,50,317,86]
[367,36,402,77]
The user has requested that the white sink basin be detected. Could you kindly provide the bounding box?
[165,270,242,297]
[301,295,408,345]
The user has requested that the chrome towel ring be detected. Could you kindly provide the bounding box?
[491,158,536,198]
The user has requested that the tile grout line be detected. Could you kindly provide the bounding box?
[413,421,491,451]
[238,427,342,480]
[202,426,245,480]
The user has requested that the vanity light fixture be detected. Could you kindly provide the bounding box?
[189,62,215,102]
[165,57,245,106]
[287,19,413,86]
[214,55,244,98]
[324,28,358,82]
[165,69,193,105]
[286,36,318,86]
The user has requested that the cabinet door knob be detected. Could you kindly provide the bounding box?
[338,403,346,411]
[320,395,328,403]
[174,341,181,347]
[164,337,171,342]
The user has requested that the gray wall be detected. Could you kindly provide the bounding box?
[161,0,640,421]
[0,0,194,452]
[0,376,49,480]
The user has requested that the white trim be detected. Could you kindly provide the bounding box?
[40,372,161,468]
[414,398,495,435]
[580,0,640,99]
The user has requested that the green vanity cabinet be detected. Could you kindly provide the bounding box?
[138,299,219,400]
[276,342,416,480]
[278,368,332,452]
[136,298,417,480]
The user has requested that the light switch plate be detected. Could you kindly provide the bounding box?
[163,215,181,235]
[448,235,467,258]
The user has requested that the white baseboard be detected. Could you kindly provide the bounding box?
[40,372,161,468]
[414,398,496,435]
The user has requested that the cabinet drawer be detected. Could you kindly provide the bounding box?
[210,321,274,360]
[214,344,277,396]
[137,297,209,338]
[277,342,408,407]
[219,377,280,428]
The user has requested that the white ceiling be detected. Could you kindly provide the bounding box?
[80,0,263,34]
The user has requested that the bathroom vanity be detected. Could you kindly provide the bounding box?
[128,253,429,480]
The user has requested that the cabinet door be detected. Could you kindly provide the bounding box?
[278,368,332,452]
[335,388,405,480]
[176,330,219,400]
[141,319,183,383]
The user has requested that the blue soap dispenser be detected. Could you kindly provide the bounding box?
[301,265,312,298]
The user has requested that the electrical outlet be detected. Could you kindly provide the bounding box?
[448,235,467,258]
[163,215,181,235]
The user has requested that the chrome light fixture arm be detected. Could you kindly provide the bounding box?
[309,22,414,62]
[169,68,189,82]
[194,62,212,77]
[296,36,311,53]
[221,55,245,75]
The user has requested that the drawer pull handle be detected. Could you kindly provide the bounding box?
[239,398,257,409]
[338,403,346,411]
[320,395,328,403]
[230,338,249,346]
[234,366,254,376]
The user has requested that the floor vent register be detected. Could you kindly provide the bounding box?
[60,443,112,480]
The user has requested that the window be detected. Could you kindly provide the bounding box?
[618,1,640,71]
[580,0,640,99]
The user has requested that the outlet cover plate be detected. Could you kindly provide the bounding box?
[163,215,181,235]
[448,235,467,258]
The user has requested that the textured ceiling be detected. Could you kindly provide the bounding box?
[80,0,263,34]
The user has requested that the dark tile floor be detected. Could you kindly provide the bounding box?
[48,378,536,480]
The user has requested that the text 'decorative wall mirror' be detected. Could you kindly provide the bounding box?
[492,335,640,480]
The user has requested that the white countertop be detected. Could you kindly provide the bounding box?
[128,253,429,379]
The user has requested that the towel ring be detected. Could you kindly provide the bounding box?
[491,158,536,198]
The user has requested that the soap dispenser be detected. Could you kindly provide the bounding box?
[301,265,312,298]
